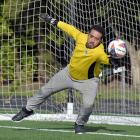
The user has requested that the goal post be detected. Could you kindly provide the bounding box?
[0,0,140,125]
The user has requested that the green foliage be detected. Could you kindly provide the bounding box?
[2,0,30,18]
[0,17,13,37]
[46,30,64,47]
[0,0,70,98]
[136,11,140,22]
[0,42,15,81]
[52,90,68,104]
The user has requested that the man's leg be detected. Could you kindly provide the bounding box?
[74,78,99,133]
[12,67,72,121]
[26,67,72,111]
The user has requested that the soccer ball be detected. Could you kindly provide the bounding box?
[108,39,127,59]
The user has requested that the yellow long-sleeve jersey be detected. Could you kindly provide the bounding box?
[57,21,110,80]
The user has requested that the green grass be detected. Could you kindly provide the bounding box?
[0,121,140,140]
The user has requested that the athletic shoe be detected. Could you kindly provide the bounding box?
[74,123,85,134]
[12,107,34,121]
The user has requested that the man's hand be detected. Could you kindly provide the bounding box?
[109,57,120,69]
[40,13,58,25]
[102,68,114,77]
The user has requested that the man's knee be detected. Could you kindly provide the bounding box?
[39,84,53,95]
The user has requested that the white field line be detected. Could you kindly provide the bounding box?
[2,114,140,126]
[0,125,140,138]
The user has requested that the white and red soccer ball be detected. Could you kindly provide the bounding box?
[108,39,127,59]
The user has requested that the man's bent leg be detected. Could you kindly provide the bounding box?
[26,67,72,111]
[12,67,72,121]
[75,78,99,126]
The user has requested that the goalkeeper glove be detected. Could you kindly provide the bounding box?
[102,68,114,85]
[102,68,114,77]
[109,57,120,69]
[40,13,58,26]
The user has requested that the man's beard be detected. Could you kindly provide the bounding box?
[86,42,100,49]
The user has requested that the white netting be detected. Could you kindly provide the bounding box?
[0,0,140,124]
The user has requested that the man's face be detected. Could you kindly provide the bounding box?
[86,29,103,49]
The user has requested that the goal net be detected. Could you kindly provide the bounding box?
[0,0,140,125]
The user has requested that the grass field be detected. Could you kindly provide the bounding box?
[0,121,140,140]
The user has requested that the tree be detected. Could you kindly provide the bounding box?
[0,0,68,87]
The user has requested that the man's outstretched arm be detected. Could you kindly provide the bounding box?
[40,13,82,40]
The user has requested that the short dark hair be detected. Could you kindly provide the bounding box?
[89,25,105,38]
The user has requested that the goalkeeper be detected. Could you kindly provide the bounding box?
[12,13,118,134]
